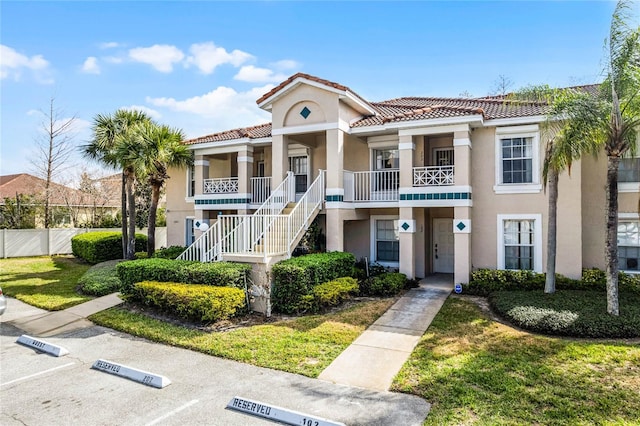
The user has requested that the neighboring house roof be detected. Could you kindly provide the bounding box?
[0,173,119,208]
[183,74,600,145]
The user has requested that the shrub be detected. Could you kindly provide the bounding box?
[117,258,251,295]
[368,272,407,296]
[271,251,355,314]
[466,268,640,296]
[135,252,148,259]
[71,231,147,264]
[77,260,123,296]
[153,246,187,260]
[312,277,359,309]
[489,290,640,338]
[133,281,246,323]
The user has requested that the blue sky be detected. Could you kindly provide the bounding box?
[1,1,617,180]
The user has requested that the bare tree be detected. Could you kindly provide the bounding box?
[30,97,78,228]
[490,75,515,96]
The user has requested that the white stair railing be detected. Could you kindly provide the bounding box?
[280,170,325,257]
[177,220,222,262]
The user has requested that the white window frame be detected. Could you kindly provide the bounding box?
[370,215,400,267]
[618,213,640,273]
[497,214,542,272]
[185,163,195,200]
[618,154,640,192]
[494,125,542,194]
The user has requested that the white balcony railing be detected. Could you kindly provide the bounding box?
[203,177,238,194]
[251,176,271,204]
[345,169,399,202]
[413,165,454,186]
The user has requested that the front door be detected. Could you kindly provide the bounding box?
[433,218,454,273]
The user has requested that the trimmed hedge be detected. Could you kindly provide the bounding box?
[117,258,251,295]
[133,281,246,322]
[465,268,640,296]
[368,272,407,296]
[77,260,123,296]
[271,252,355,314]
[152,246,187,259]
[312,277,359,310]
[489,290,640,338]
[71,232,147,264]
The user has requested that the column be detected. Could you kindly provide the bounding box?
[399,134,414,188]
[454,206,471,284]
[399,207,416,279]
[453,129,471,187]
[271,134,288,188]
[325,129,345,201]
[193,155,209,196]
[325,209,344,252]
[237,146,253,213]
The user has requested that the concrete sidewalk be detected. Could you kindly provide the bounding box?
[319,274,453,391]
[4,293,123,337]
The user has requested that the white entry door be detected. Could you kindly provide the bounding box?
[433,218,454,273]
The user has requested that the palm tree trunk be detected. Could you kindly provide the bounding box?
[545,168,559,294]
[147,183,160,257]
[605,155,620,316]
[121,172,127,259]
[125,171,136,260]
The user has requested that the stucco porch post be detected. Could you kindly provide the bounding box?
[453,129,472,284]
[325,128,345,252]
[399,135,416,278]
[271,134,288,188]
[237,146,253,214]
[194,155,209,196]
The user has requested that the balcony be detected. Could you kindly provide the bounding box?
[201,176,271,204]
[343,166,454,203]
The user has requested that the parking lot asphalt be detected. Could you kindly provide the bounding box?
[1,298,430,425]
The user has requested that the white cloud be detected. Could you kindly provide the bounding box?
[234,65,287,83]
[121,105,162,120]
[104,56,124,64]
[128,44,185,73]
[271,59,300,70]
[81,57,100,74]
[0,44,52,83]
[100,41,120,49]
[185,42,253,74]
[146,84,273,131]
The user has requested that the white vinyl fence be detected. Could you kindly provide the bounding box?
[0,227,167,258]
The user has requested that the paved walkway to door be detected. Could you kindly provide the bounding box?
[318,274,453,391]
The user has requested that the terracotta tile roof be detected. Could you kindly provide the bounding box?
[184,123,272,145]
[183,81,601,144]
[256,72,375,113]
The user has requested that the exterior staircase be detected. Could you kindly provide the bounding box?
[178,171,325,265]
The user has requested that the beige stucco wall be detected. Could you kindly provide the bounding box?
[344,134,370,172]
[469,127,583,278]
[272,85,339,129]
[165,166,193,246]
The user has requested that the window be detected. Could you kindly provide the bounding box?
[372,218,399,263]
[374,148,399,170]
[619,158,640,182]
[501,137,533,184]
[494,125,541,194]
[289,156,308,193]
[618,221,640,271]
[497,214,542,272]
[434,148,454,166]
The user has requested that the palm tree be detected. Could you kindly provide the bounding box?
[83,109,152,259]
[535,1,639,314]
[130,122,191,257]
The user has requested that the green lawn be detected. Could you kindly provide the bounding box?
[0,256,91,310]
[90,298,395,377]
[392,297,640,425]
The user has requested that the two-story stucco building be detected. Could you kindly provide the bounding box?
[165,73,631,300]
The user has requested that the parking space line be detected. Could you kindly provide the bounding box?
[145,399,199,426]
[0,362,75,387]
